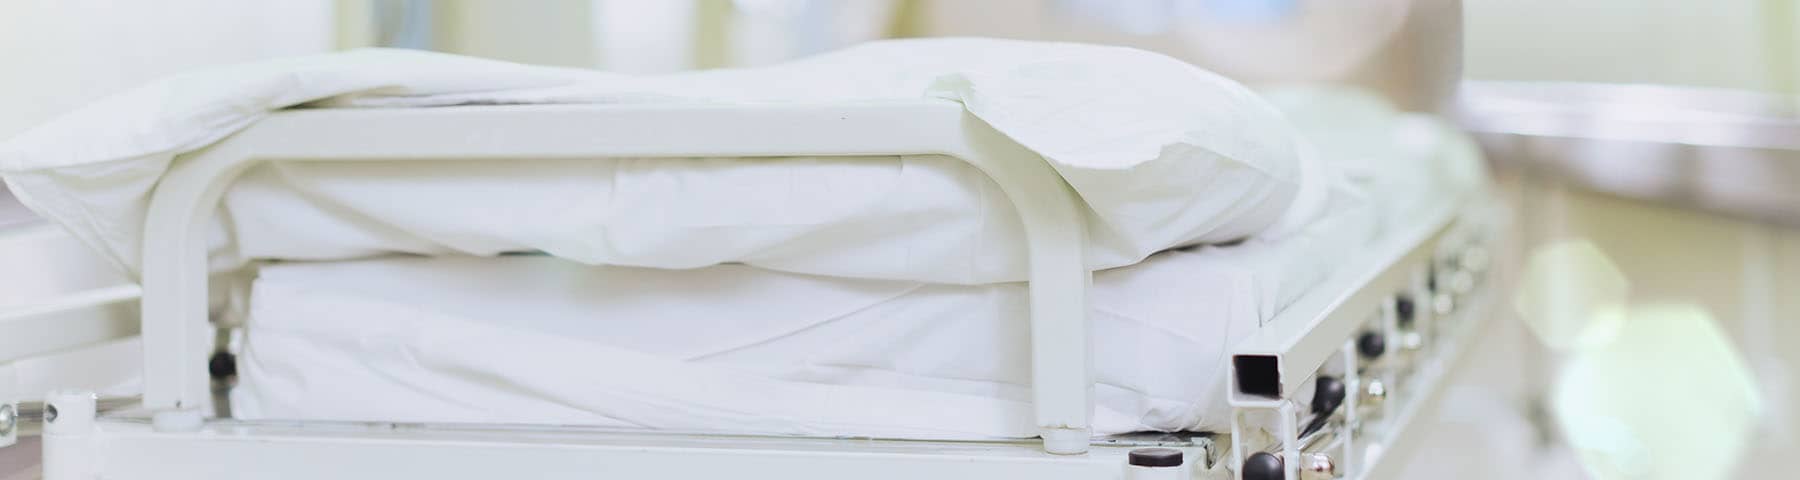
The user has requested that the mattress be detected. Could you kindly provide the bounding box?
[228,87,1486,439]
[232,187,1377,439]
[1,38,1313,285]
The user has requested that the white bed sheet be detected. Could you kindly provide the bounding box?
[232,189,1375,438]
[1,38,1313,285]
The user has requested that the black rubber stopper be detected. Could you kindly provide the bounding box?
[1242,452,1284,480]
[1357,331,1386,359]
[1312,376,1345,415]
[1395,294,1416,326]
[1128,447,1183,467]
[208,351,237,379]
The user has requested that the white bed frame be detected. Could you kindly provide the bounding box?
[10,100,1500,479]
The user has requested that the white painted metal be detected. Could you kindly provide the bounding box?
[42,390,96,479]
[49,98,1507,478]
[136,101,1096,452]
[1223,197,1501,480]
[0,224,142,444]
[1337,341,1360,476]
[25,200,1501,480]
[1357,273,1496,480]
[0,287,138,363]
[1279,402,1300,480]
[0,225,140,365]
[1228,201,1460,402]
[45,414,1210,480]
[1124,463,1189,480]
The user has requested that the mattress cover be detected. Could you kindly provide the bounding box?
[232,184,1375,438]
[0,38,1314,285]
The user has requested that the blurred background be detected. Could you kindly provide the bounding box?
[1,1,1795,478]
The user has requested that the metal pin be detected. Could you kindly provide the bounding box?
[1432,293,1455,315]
[1401,330,1425,350]
[1297,452,1336,480]
[0,404,14,436]
[8,396,139,435]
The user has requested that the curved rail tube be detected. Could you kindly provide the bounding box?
[137,101,1096,454]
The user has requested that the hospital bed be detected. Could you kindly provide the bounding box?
[0,97,1502,479]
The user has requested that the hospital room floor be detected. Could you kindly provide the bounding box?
[0,437,37,480]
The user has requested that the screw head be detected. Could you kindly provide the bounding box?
[44,403,58,424]
[1401,331,1425,351]
[0,404,13,435]
[1365,379,1388,400]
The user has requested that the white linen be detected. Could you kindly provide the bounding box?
[0,38,1309,284]
[232,185,1373,438]
[231,86,1484,439]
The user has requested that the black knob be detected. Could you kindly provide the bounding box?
[209,351,237,379]
[1242,452,1284,480]
[1395,295,1416,326]
[1312,376,1345,416]
[1357,331,1386,359]
[1128,447,1183,467]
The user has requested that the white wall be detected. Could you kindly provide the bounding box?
[1464,0,1797,93]
[0,0,335,139]
[431,0,597,68]
[1466,1,1800,472]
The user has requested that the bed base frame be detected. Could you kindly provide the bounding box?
[4,101,1501,479]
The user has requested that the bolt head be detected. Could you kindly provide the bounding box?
[1365,379,1388,401]
[1300,453,1336,480]
[1401,331,1425,351]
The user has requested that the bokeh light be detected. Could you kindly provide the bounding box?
[1513,239,1630,351]
[1552,303,1762,480]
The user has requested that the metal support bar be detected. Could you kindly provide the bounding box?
[1229,201,1460,403]
[136,102,1095,453]
[44,413,1212,480]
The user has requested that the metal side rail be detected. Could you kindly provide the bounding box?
[40,412,1213,480]
[1226,195,1505,480]
[0,225,141,369]
[28,101,1126,480]
[0,225,144,450]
